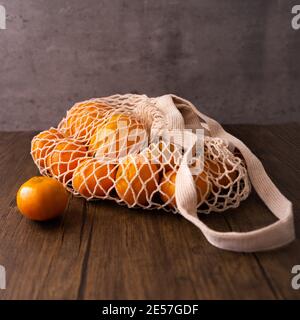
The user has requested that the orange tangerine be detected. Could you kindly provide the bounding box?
[46,139,87,184]
[31,128,65,168]
[72,158,116,198]
[206,160,238,187]
[17,176,68,221]
[148,142,182,171]
[160,170,209,208]
[115,154,159,206]
[60,102,110,139]
[89,113,147,158]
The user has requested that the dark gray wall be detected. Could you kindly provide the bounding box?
[0,0,299,130]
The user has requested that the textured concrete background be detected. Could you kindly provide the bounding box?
[0,0,299,130]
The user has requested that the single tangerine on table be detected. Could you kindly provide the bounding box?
[17,176,68,221]
[46,139,87,184]
[160,169,210,209]
[72,158,116,198]
[31,128,65,168]
[88,113,147,158]
[115,154,159,206]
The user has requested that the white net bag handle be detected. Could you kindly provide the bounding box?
[154,95,295,252]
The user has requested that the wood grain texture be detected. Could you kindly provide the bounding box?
[0,125,299,300]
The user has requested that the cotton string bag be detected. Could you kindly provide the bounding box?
[31,94,295,252]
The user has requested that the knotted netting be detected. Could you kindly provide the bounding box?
[31,94,251,215]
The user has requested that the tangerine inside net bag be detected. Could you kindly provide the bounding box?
[31,94,295,252]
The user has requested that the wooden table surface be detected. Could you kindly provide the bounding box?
[0,124,299,300]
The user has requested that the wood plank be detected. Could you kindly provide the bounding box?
[36,196,93,300]
[81,199,275,299]
[0,132,88,299]
[0,132,60,299]
[1,127,297,299]
[223,124,300,299]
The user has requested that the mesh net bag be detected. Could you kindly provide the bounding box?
[31,94,295,252]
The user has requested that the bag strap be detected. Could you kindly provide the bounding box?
[155,94,295,252]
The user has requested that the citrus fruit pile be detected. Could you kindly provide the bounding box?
[28,96,250,219]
